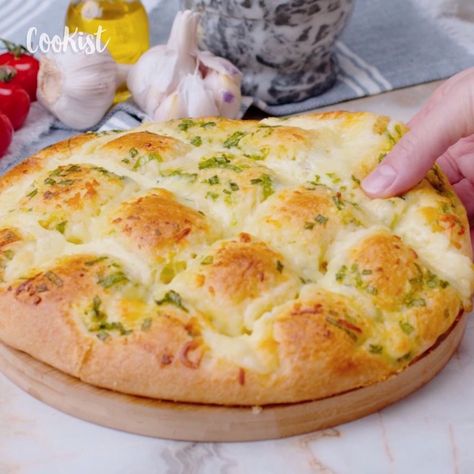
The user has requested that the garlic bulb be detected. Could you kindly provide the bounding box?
[127,10,242,121]
[37,33,120,130]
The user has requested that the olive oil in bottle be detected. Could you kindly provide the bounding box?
[66,0,150,101]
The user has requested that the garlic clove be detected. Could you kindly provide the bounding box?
[178,73,219,118]
[153,90,186,121]
[203,70,242,119]
[37,33,118,130]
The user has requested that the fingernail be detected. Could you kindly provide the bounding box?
[362,164,397,195]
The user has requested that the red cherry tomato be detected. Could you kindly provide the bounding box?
[0,113,13,158]
[0,39,39,101]
[0,76,30,130]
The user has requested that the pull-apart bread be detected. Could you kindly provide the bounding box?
[0,112,472,405]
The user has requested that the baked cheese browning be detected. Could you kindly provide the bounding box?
[18,164,136,243]
[322,230,463,360]
[245,185,367,281]
[0,256,99,375]
[328,231,460,308]
[99,131,192,175]
[0,111,472,406]
[110,189,211,270]
[272,289,390,399]
[170,234,300,336]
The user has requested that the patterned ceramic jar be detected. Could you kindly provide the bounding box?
[184,0,354,104]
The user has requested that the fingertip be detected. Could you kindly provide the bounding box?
[361,163,397,197]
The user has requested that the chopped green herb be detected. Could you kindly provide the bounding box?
[94,166,113,176]
[314,214,329,225]
[98,271,129,289]
[199,155,243,172]
[332,193,344,210]
[129,147,139,158]
[85,256,108,266]
[49,164,81,178]
[399,320,415,335]
[190,136,202,147]
[403,294,427,308]
[205,191,219,201]
[326,172,341,184]
[26,188,38,199]
[335,265,347,282]
[424,270,449,289]
[397,352,412,363]
[369,344,383,354]
[160,169,198,182]
[206,175,220,185]
[156,290,188,312]
[159,261,186,284]
[244,146,270,161]
[45,271,63,287]
[55,221,67,234]
[309,175,321,186]
[201,255,214,265]
[351,175,361,185]
[250,174,274,200]
[304,222,315,230]
[91,296,106,321]
[44,177,56,185]
[178,118,196,131]
[276,260,284,273]
[201,121,216,129]
[394,124,404,138]
[229,181,239,191]
[93,320,132,339]
[56,179,75,186]
[335,263,378,296]
[100,321,132,336]
[223,131,247,149]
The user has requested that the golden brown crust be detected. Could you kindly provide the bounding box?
[111,189,209,259]
[0,112,471,405]
[0,258,95,375]
[203,235,285,303]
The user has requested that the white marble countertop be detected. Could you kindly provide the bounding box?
[2,81,474,474]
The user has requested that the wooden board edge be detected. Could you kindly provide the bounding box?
[0,313,467,442]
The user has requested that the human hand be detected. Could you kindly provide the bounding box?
[362,69,474,227]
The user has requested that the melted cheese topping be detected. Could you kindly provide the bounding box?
[0,112,472,373]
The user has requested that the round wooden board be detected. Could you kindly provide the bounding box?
[0,313,467,442]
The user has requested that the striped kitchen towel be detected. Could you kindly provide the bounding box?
[0,0,473,170]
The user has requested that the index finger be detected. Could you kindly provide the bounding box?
[362,71,474,198]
